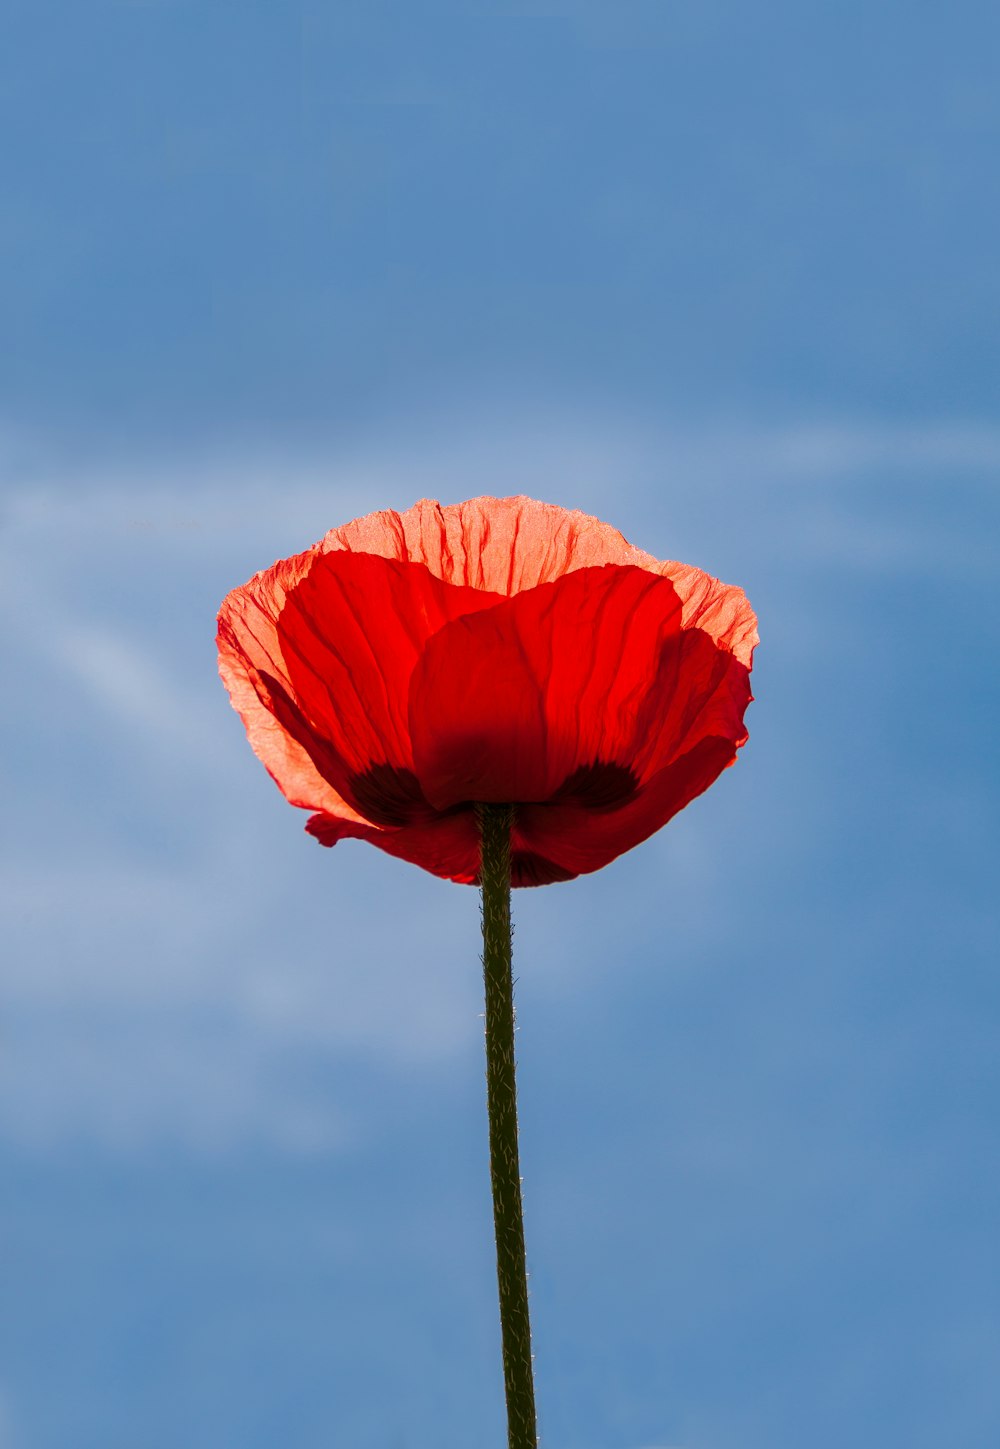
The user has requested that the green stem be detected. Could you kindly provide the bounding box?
[478,803,538,1449]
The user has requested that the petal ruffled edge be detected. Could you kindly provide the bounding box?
[320,496,758,669]
[218,549,503,829]
[217,545,366,826]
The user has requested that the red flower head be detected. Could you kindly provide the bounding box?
[217,496,757,887]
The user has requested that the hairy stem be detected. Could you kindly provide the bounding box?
[477,803,538,1449]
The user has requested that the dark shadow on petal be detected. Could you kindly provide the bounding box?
[257,668,352,794]
[510,851,577,887]
[348,763,439,827]
[551,760,639,811]
[258,671,437,828]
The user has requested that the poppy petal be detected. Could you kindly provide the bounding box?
[217,548,363,821]
[513,733,744,880]
[219,550,502,820]
[659,557,758,669]
[408,564,695,809]
[624,619,753,782]
[322,496,758,669]
[305,808,579,888]
[323,495,646,595]
[306,808,481,885]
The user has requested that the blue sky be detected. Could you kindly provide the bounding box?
[2,3,999,1448]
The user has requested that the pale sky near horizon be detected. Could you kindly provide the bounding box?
[2,2,998,1447]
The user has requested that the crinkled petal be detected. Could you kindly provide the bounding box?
[323,495,636,595]
[409,563,740,811]
[217,547,362,821]
[322,495,757,667]
[218,550,502,821]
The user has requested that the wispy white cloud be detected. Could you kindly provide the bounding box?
[0,1003,350,1155]
[50,620,218,760]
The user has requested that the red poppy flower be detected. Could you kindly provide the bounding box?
[217,496,757,887]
